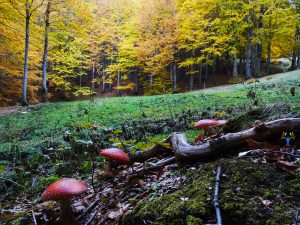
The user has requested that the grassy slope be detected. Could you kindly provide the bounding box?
[0,71,300,153]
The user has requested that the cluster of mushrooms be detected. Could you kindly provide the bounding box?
[41,119,226,224]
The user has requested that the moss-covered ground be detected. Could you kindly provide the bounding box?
[122,159,300,225]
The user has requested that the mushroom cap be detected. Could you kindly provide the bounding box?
[194,119,219,129]
[41,178,87,202]
[99,148,130,164]
[217,120,227,126]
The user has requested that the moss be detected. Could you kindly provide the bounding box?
[122,159,300,225]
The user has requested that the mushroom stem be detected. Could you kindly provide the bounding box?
[59,200,78,225]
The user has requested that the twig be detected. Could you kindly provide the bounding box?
[31,210,38,225]
[76,196,101,221]
[84,205,101,225]
[214,166,223,225]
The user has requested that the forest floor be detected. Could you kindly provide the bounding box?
[0,71,300,225]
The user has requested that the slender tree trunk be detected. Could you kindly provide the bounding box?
[91,62,95,92]
[173,63,177,90]
[22,1,30,106]
[256,43,262,76]
[291,27,299,71]
[135,71,139,93]
[189,74,193,91]
[245,3,252,79]
[149,75,153,94]
[266,42,271,75]
[102,60,106,92]
[297,49,300,69]
[117,70,121,96]
[212,59,216,85]
[198,65,203,86]
[41,0,51,101]
[245,32,252,79]
[233,56,238,77]
[108,59,112,91]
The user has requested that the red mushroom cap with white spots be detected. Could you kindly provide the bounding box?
[41,178,87,202]
[99,148,130,164]
[194,119,219,129]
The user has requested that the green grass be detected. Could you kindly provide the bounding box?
[0,71,300,153]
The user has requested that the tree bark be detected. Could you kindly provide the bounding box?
[41,0,51,101]
[22,0,30,106]
[91,62,95,92]
[266,42,271,75]
[233,56,238,77]
[117,70,121,96]
[102,60,106,92]
[173,63,177,90]
[245,29,252,79]
[189,74,193,91]
[291,27,299,71]
[198,65,203,86]
[256,43,262,76]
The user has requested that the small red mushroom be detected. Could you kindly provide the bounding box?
[194,119,227,142]
[41,178,87,225]
[99,148,130,164]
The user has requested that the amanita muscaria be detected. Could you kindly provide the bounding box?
[99,148,130,165]
[41,178,87,225]
[99,148,131,176]
[194,119,227,142]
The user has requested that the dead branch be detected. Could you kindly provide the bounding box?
[172,118,300,163]
[214,166,222,225]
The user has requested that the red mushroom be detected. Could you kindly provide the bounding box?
[99,148,130,164]
[194,119,227,143]
[99,148,131,176]
[41,178,87,225]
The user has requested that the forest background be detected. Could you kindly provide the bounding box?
[0,0,300,106]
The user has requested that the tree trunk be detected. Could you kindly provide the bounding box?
[297,49,300,69]
[102,60,106,92]
[233,56,238,77]
[117,70,121,96]
[256,43,262,76]
[173,63,177,90]
[291,27,299,71]
[198,65,203,86]
[22,0,30,106]
[108,59,112,91]
[91,62,95,92]
[266,42,271,75]
[149,75,153,94]
[41,0,51,102]
[135,71,139,93]
[245,29,252,79]
[212,58,216,85]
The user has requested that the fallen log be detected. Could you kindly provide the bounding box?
[132,118,300,164]
[173,118,300,163]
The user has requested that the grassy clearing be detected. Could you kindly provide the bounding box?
[1,71,299,153]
